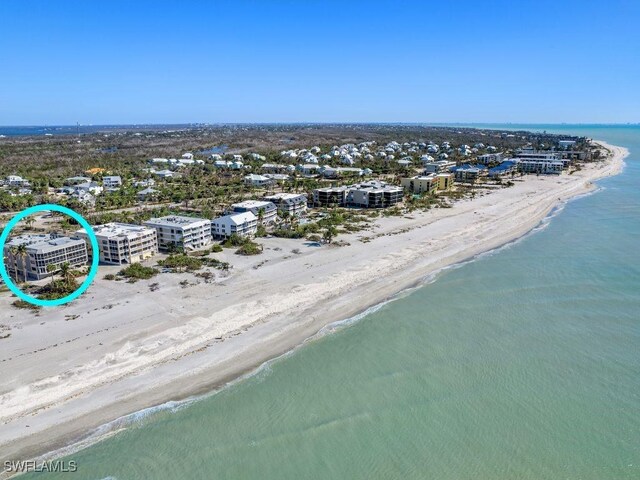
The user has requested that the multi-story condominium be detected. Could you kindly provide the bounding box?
[450,164,489,182]
[103,176,122,190]
[424,160,456,174]
[312,186,349,207]
[476,152,503,165]
[144,215,212,251]
[488,160,518,177]
[211,212,258,239]
[313,182,403,208]
[76,223,158,265]
[514,149,571,168]
[3,234,88,281]
[230,200,278,224]
[262,193,308,216]
[517,160,564,174]
[435,173,454,191]
[401,175,438,194]
[515,150,560,160]
[558,150,589,161]
[347,181,403,208]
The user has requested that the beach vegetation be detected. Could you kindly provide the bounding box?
[118,263,158,280]
[323,226,338,244]
[235,241,263,256]
[12,299,41,311]
[158,254,203,272]
[36,263,80,300]
[222,234,248,248]
[201,257,231,270]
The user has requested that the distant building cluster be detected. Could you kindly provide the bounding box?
[1,135,594,285]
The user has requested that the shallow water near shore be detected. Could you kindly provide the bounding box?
[23,126,640,480]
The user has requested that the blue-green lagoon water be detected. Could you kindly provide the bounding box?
[25,126,640,480]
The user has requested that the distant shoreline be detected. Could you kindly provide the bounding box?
[0,140,629,478]
[3,123,636,138]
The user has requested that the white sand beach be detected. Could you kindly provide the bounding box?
[0,141,628,475]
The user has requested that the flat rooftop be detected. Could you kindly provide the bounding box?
[5,234,85,254]
[78,222,155,239]
[232,200,275,209]
[408,175,436,180]
[263,193,306,200]
[144,215,209,227]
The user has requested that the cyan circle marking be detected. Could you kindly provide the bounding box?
[0,204,99,307]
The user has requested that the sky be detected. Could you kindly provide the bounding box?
[0,0,639,125]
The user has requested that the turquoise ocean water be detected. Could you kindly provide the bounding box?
[24,125,639,480]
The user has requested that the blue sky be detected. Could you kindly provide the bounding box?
[0,0,638,125]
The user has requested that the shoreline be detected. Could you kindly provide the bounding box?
[0,140,628,477]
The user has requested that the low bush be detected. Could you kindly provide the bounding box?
[118,263,158,280]
[158,254,203,272]
[12,300,41,311]
[236,241,263,256]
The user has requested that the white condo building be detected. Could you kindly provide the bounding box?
[77,223,158,265]
[211,212,258,239]
[516,160,564,174]
[144,215,212,251]
[230,200,278,224]
[3,234,88,281]
[262,193,308,216]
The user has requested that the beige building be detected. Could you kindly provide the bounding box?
[144,215,212,251]
[435,173,454,191]
[401,175,438,194]
[77,223,158,265]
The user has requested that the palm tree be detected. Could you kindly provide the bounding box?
[46,263,57,285]
[8,246,19,282]
[25,216,35,230]
[323,226,337,244]
[59,262,72,286]
[279,210,290,229]
[15,244,28,283]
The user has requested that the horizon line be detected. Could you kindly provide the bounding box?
[1,122,639,128]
